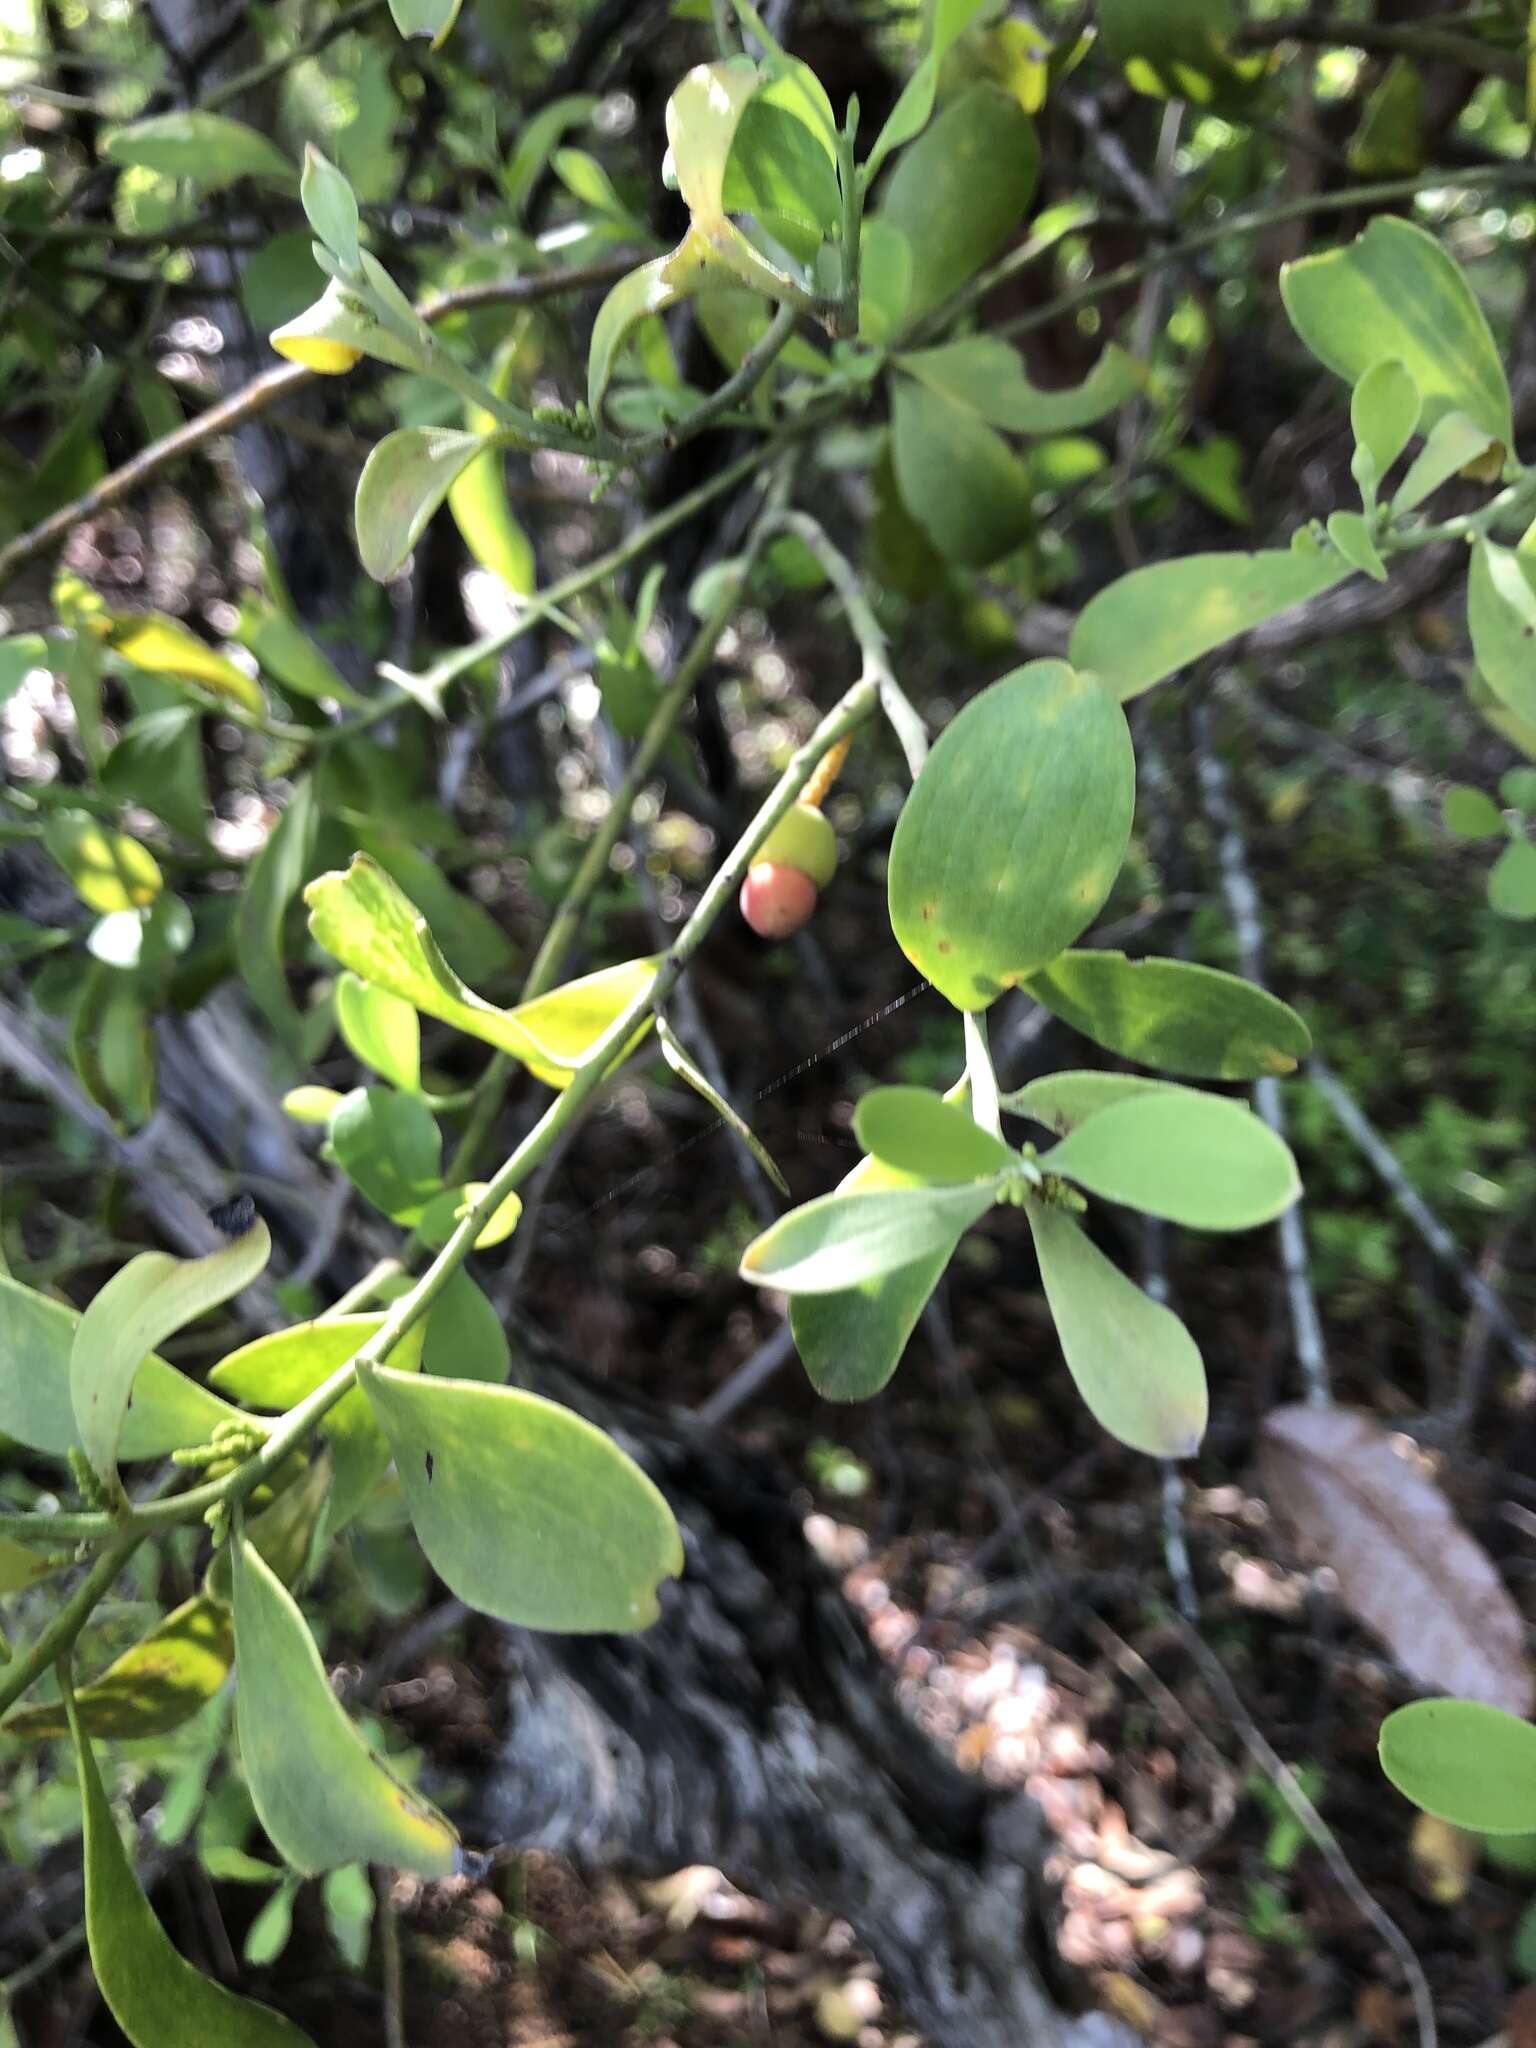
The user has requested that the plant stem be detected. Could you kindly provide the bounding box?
[757,508,928,776]
[373,436,789,705]
[0,1531,143,1718]
[964,1012,1001,1137]
[625,301,802,456]
[441,472,791,1188]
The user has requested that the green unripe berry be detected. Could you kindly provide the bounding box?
[756,803,837,889]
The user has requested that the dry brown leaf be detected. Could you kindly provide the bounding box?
[1258,1405,1533,1714]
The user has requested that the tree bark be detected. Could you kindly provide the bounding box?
[475,1322,1134,2048]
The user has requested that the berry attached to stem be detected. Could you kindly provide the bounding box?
[740,862,819,939]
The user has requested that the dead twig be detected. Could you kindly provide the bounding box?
[1167,1612,1437,2048]
[1192,701,1331,1405]
[1308,1055,1536,1380]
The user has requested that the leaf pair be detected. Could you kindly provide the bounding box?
[590,59,835,420]
[69,1214,272,1500]
[305,854,659,1089]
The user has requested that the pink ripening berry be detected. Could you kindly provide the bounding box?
[739,861,818,939]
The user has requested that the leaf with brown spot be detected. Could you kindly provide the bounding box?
[1259,1404,1533,1713]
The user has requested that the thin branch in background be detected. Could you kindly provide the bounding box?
[1168,1612,1437,2048]
[0,260,639,589]
[1308,1055,1536,1381]
[0,1005,289,1331]
[1192,699,1331,1406]
[378,1874,407,2048]
[696,1322,797,1427]
[1140,1216,1200,1623]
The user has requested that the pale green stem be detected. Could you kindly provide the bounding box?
[365,438,785,709]
[0,1532,143,1718]
[964,1011,1001,1138]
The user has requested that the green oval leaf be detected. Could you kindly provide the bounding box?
[387,0,464,46]
[355,427,495,583]
[1325,509,1387,582]
[1025,1202,1208,1457]
[0,1272,240,1461]
[888,661,1134,1011]
[1489,838,1536,920]
[7,1597,233,1741]
[231,1528,460,1877]
[1044,1091,1301,1231]
[897,336,1141,435]
[1003,1070,1205,1135]
[299,146,359,270]
[327,1086,443,1224]
[103,111,294,193]
[236,597,367,708]
[65,1677,314,2048]
[874,83,1039,330]
[423,1269,510,1385]
[1468,539,1536,728]
[1069,547,1354,701]
[356,1364,684,1632]
[1020,951,1312,1078]
[741,1182,997,1294]
[1442,785,1504,839]
[335,974,420,1093]
[1280,216,1512,446]
[1379,1699,1536,1835]
[1350,357,1420,492]
[42,810,162,914]
[722,95,840,235]
[207,1452,335,1602]
[70,1217,272,1494]
[788,1152,964,1402]
[890,375,1035,568]
[1392,411,1495,515]
[853,1086,1017,1181]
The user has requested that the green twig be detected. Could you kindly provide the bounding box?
[994,164,1536,344]
[0,1532,143,1719]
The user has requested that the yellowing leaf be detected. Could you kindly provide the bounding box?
[7,1598,233,1741]
[42,811,162,913]
[109,615,265,716]
[305,855,657,1088]
[65,1677,314,2048]
[1070,547,1354,701]
[232,1529,460,1877]
[357,1363,684,1631]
